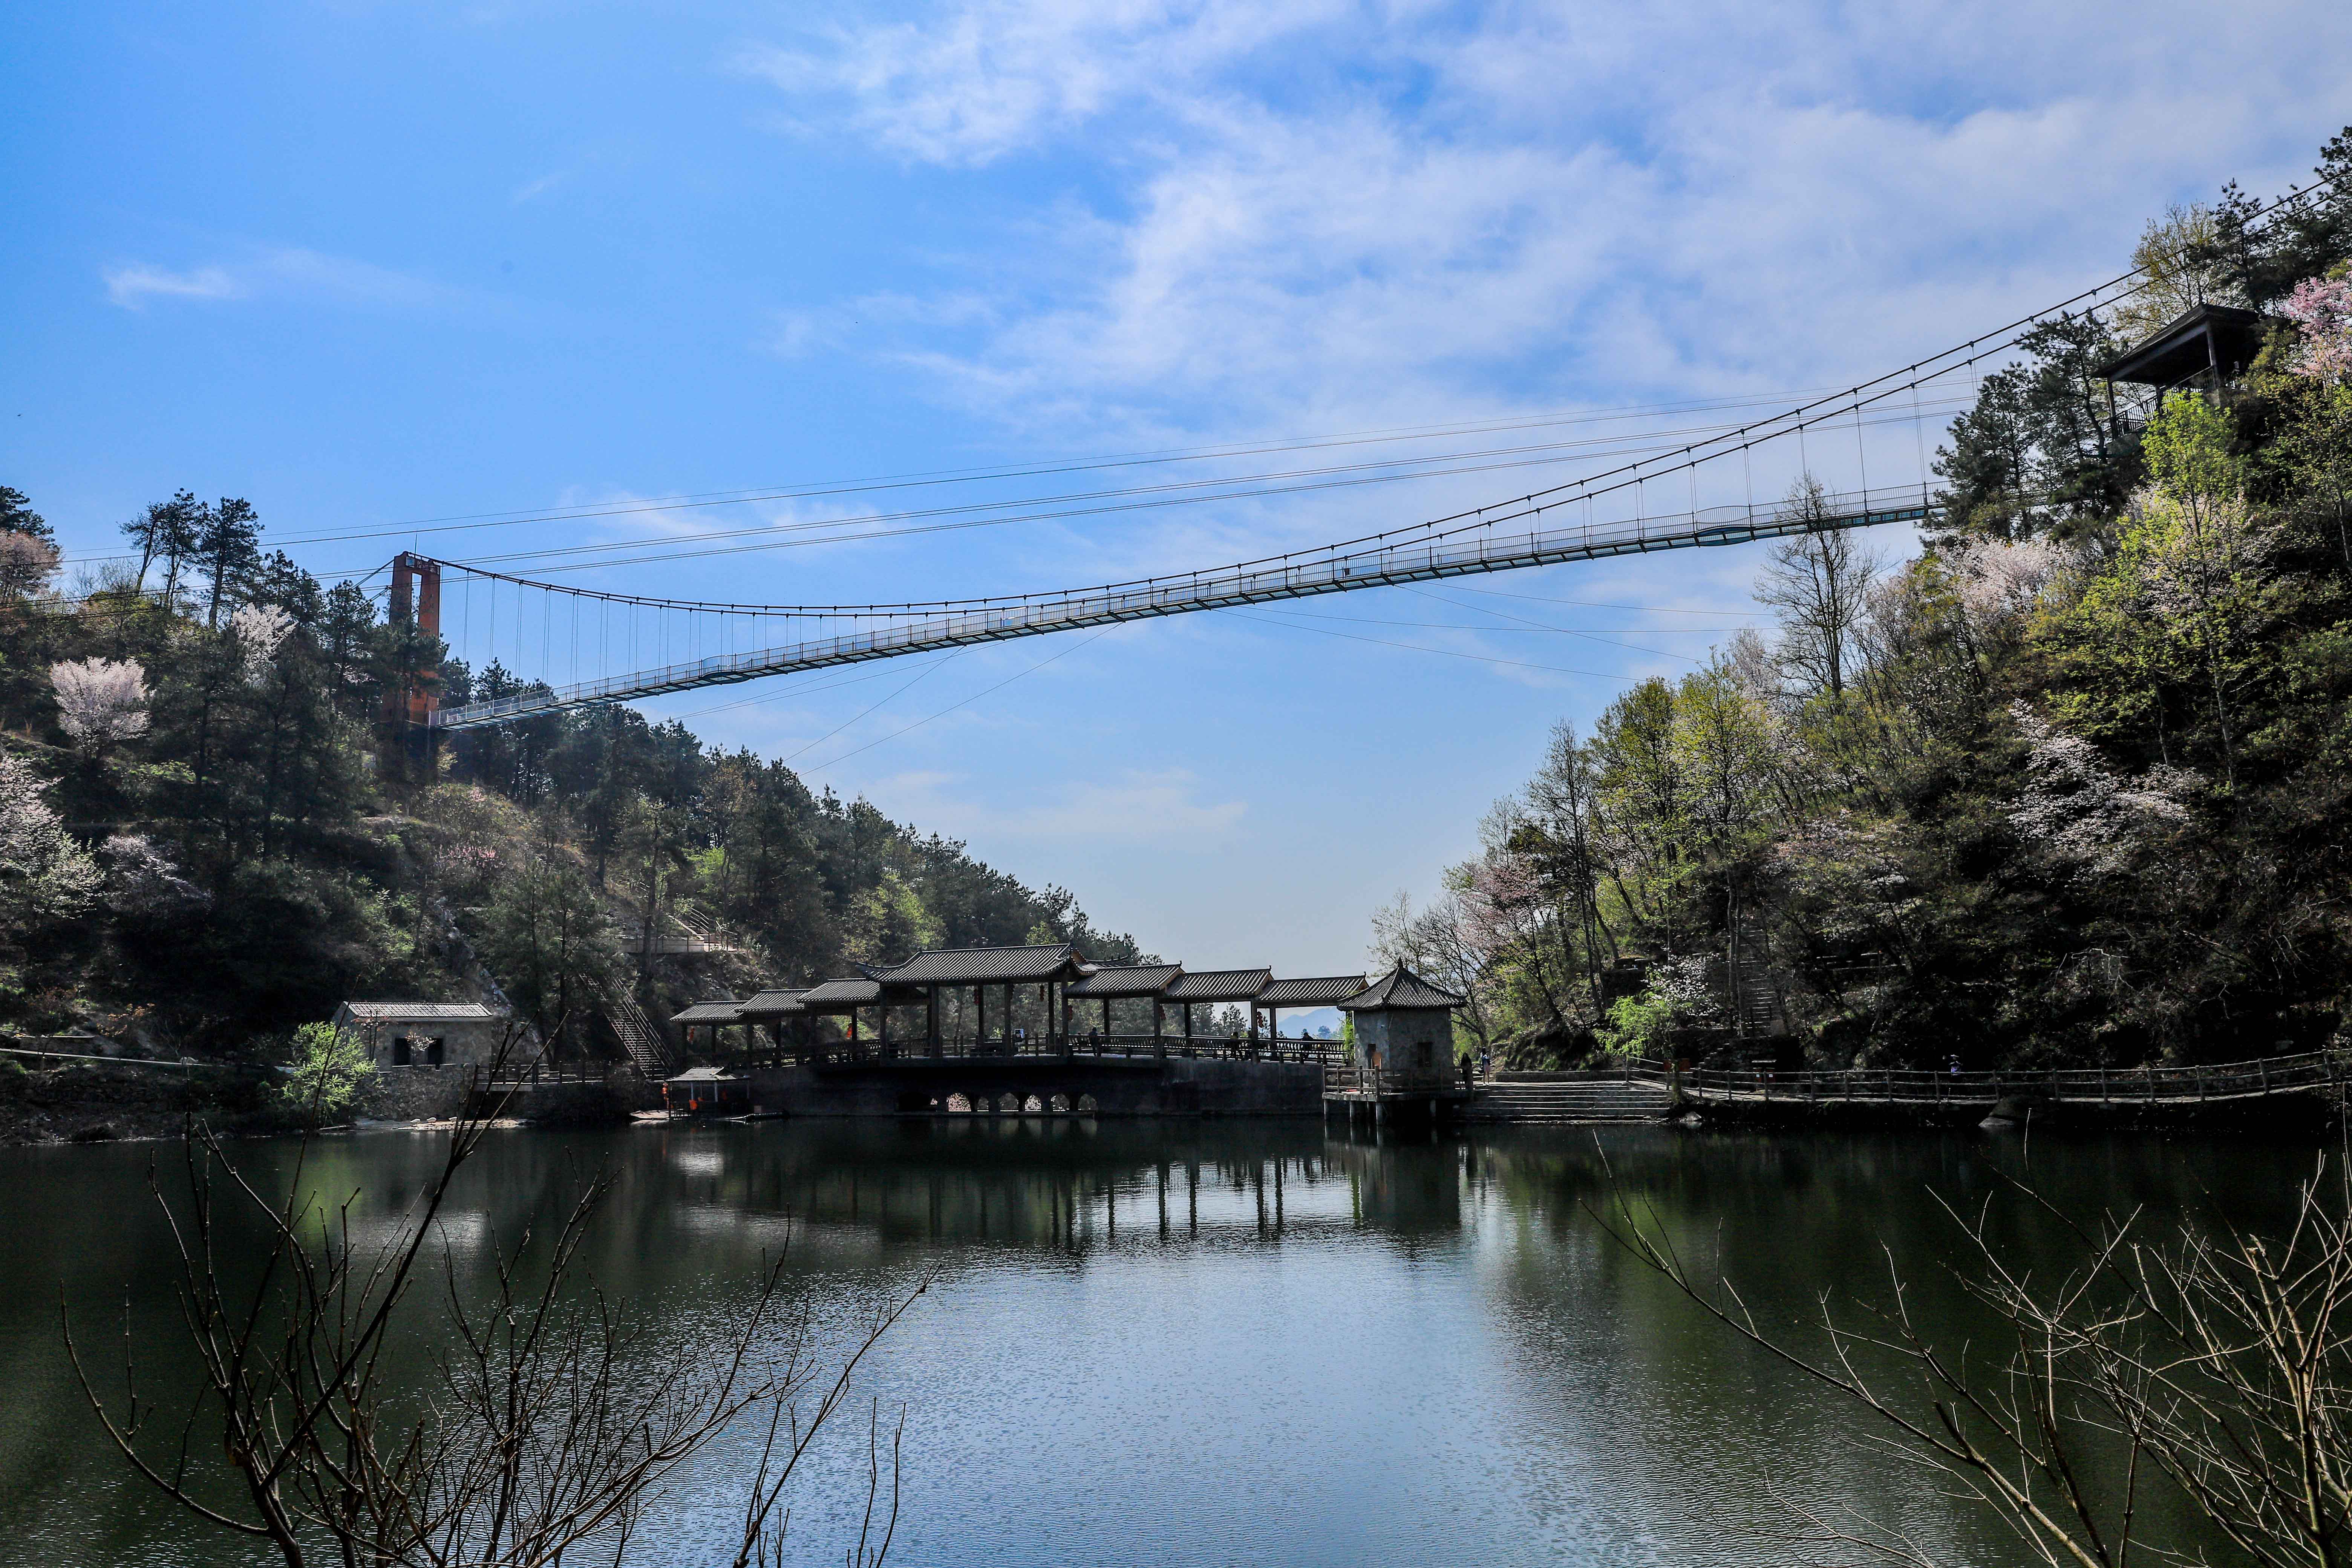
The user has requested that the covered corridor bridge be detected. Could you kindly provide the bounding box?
[672,942,1377,1064]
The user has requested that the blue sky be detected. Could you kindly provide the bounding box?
[6,0,2349,976]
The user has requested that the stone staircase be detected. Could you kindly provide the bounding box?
[1460,1075,1673,1124]
[1728,913,1786,1039]
[604,995,677,1079]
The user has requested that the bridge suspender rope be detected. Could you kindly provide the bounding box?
[408,170,2343,732]
[429,490,1926,729]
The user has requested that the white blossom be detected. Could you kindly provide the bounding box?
[1652,954,1723,1025]
[0,745,101,928]
[100,834,210,917]
[49,657,150,753]
[1947,536,2071,628]
[228,602,297,684]
[2006,705,2194,881]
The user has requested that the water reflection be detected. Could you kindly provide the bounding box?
[0,1121,2325,1568]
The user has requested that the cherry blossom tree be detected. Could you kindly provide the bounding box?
[2006,703,2196,883]
[1945,536,2071,630]
[0,531,58,600]
[2285,274,2352,385]
[98,834,208,917]
[0,745,101,930]
[227,601,295,684]
[49,657,150,754]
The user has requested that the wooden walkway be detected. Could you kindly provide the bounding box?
[1654,1048,2352,1115]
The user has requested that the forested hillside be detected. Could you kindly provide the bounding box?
[1377,129,2352,1072]
[0,496,1139,1056]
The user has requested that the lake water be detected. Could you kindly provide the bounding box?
[0,1118,2320,1566]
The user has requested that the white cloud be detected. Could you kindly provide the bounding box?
[101,247,450,312]
[512,169,570,203]
[103,263,245,308]
[746,0,2352,446]
[734,0,1344,167]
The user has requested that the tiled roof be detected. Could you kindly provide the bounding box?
[795,977,885,1008]
[873,943,1090,985]
[1162,968,1272,1003]
[1338,966,1466,1011]
[668,1065,737,1081]
[671,1001,746,1025]
[1259,975,1368,1007]
[337,1001,502,1021]
[735,989,807,1018]
[1065,964,1183,999]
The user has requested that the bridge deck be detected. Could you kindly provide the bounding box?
[431,491,1930,729]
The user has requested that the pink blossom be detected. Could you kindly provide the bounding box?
[2284,276,2352,384]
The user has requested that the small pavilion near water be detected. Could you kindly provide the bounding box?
[669,944,1455,1065]
[1338,967,1468,1081]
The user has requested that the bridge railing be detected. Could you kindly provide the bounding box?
[1647,1048,2352,1104]
[432,487,1939,729]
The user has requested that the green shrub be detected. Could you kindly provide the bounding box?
[1594,990,1679,1059]
[277,1022,375,1122]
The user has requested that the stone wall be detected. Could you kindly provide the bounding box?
[1351,1008,1455,1075]
[734,1057,1321,1118]
[359,1066,473,1121]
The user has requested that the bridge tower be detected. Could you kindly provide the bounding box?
[385,552,443,767]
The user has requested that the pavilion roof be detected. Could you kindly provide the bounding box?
[872,943,1089,986]
[1066,964,1183,1000]
[796,978,885,1009]
[1339,966,1466,1011]
[1162,968,1272,1003]
[671,1000,746,1025]
[335,1001,503,1023]
[1260,975,1368,1008]
[735,989,807,1018]
[2093,302,2282,387]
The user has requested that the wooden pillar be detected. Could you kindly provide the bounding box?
[1004,983,1016,1053]
[973,985,984,1053]
[1102,997,1112,1040]
[879,998,892,1057]
[928,988,940,1057]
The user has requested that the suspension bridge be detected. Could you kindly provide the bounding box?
[423,489,1931,729]
[375,173,2335,734]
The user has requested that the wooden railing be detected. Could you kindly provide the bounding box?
[473,1057,612,1090]
[1646,1049,2352,1105]
[738,1033,1345,1069]
[1323,1066,1468,1098]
